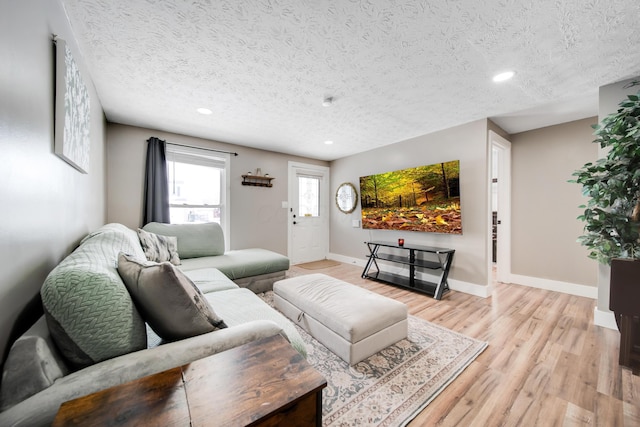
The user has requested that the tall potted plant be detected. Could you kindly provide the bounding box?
[572,80,640,374]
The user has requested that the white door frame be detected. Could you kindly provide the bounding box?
[287,161,331,263]
[488,131,512,284]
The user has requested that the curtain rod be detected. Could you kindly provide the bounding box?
[165,140,239,157]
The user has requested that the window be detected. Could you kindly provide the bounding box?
[165,144,230,240]
[298,175,320,217]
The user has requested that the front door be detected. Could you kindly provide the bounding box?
[288,162,330,264]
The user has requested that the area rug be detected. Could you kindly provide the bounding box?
[259,291,487,426]
[296,259,341,270]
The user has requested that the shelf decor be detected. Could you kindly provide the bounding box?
[241,174,274,187]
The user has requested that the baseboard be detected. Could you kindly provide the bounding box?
[447,278,491,298]
[327,253,367,268]
[327,253,490,298]
[594,307,618,330]
[509,274,598,299]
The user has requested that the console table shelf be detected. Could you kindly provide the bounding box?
[372,253,443,270]
[362,241,455,300]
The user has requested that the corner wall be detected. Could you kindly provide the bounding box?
[329,119,490,293]
[510,117,598,291]
[106,123,328,255]
[0,0,107,361]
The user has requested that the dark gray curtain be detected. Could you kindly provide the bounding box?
[142,137,170,225]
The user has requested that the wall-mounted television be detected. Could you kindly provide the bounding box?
[359,160,462,234]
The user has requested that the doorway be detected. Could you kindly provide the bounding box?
[489,131,512,284]
[287,162,330,264]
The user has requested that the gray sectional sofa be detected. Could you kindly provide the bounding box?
[0,222,302,426]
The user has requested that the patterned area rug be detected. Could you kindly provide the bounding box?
[259,291,487,427]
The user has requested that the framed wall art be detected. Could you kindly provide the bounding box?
[54,37,90,174]
[359,160,462,234]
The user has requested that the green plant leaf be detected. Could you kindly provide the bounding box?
[571,85,640,264]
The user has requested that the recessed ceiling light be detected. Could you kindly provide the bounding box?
[324,140,334,145]
[492,71,515,82]
[197,107,212,115]
[322,97,333,107]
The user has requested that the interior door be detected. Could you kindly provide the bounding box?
[288,163,330,264]
[489,131,512,284]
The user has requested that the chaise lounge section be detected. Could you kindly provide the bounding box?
[142,222,290,293]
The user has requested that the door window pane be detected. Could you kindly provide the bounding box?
[298,176,320,217]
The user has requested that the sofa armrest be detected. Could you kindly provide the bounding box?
[0,320,284,427]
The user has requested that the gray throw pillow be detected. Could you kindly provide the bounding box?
[137,228,181,265]
[117,253,227,341]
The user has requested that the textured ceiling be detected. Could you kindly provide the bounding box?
[61,0,640,161]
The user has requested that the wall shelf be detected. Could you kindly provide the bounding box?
[241,175,274,187]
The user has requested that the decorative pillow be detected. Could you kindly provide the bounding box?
[117,253,227,341]
[137,228,181,265]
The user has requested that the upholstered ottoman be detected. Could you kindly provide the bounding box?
[273,273,408,365]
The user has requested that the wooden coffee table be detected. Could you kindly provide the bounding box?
[53,334,326,426]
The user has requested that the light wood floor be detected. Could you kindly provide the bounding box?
[288,262,640,427]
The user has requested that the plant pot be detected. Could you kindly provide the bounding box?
[610,259,640,319]
[609,258,640,375]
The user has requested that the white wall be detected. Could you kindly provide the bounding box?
[107,123,328,255]
[329,119,490,292]
[510,117,598,288]
[0,0,107,361]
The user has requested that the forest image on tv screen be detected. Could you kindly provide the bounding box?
[359,160,461,234]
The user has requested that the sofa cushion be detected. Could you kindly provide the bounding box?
[179,248,290,279]
[181,268,239,293]
[40,223,148,369]
[137,228,181,265]
[205,288,307,357]
[117,253,228,341]
[142,222,224,258]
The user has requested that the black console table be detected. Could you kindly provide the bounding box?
[362,241,455,300]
